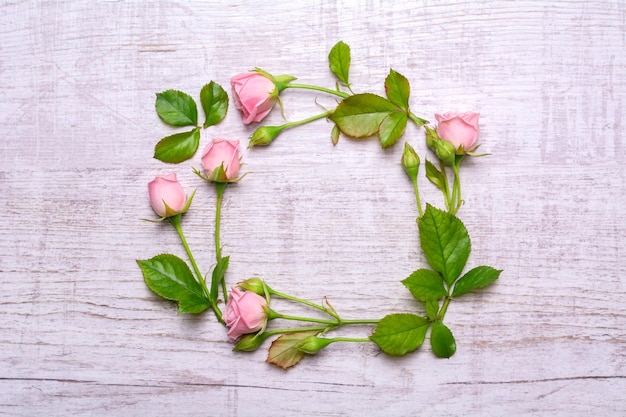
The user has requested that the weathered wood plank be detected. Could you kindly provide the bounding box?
[0,0,624,415]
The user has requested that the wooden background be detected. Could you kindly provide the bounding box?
[1,0,624,415]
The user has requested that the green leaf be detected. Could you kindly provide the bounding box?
[136,254,210,314]
[425,300,439,321]
[402,269,447,302]
[200,81,229,128]
[154,128,201,163]
[328,41,351,85]
[430,322,456,358]
[379,111,407,148]
[419,204,471,286]
[385,69,410,111]
[331,123,340,145]
[329,93,396,138]
[155,90,198,127]
[266,331,318,369]
[210,256,230,302]
[452,266,501,297]
[425,159,446,192]
[370,313,430,356]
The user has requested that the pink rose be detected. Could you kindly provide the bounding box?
[148,173,187,218]
[435,112,480,151]
[231,72,277,124]
[201,139,241,182]
[225,288,268,339]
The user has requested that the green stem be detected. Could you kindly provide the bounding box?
[169,215,224,324]
[270,311,379,326]
[439,160,452,212]
[451,157,464,215]
[263,326,329,337]
[408,112,429,126]
[437,296,451,322]
[214,182,228,302]
[271,313,338,326]
[327,337,371,343]
[411,177,424,218]
[269,289,339,319]
[286,83,349,99]
[450,172,459,215]
[280,110,331,129]
[339,318,380,325]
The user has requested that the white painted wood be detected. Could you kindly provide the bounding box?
[0,0,624,415]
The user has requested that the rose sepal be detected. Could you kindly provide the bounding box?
[464,145,491,158]
[193,165,248,184]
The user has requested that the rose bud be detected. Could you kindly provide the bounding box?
[401,142,420,181]
[201,139,241,182]
[434,112,480,153]
[296,335,334,355]
[233,332,270,352]
[237,277,269,297]
[434,138,457,167]
[225,287,269,340]
[231,71,278,124]
[148,173,190,218]
[248,125,284,147]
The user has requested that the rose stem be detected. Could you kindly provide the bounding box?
[214,182,228,303]
[439,159,453,212]
[411,173,424,218]
[269,288,340,319]
[408,112,429,126]
[169,214,224,324]
[285,83,349,99]
[270,311,379,326]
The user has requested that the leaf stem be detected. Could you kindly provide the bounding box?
[286,83,349,99]
[214,182,228,302]
[169,215,224,324]
[437,296,451,322]
[408,112,429,126]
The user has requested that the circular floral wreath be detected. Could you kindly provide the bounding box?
[137,42,501,369]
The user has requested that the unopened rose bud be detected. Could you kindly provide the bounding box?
[296,335,334,354]
[435,139,456,167]
[233,332,269,352]
[238,278,269,296]
[424,126,439,152]
[401,142,420,181]
[249,126,283,147]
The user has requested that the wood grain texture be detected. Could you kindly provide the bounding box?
[0,0,624,415]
